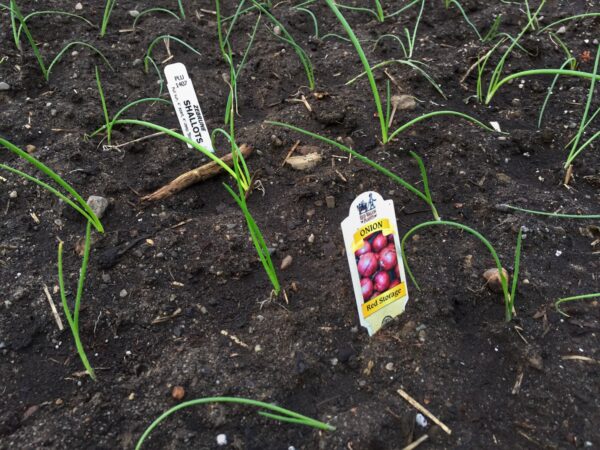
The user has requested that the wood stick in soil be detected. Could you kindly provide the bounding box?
[141,144,253,202]
[397,388,452,435]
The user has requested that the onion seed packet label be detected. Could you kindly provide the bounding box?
[164,62,214,152]
[341,191,409,335]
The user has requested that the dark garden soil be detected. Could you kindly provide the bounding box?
[1,0,600,449]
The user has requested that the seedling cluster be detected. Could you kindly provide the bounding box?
[1,0,599,446]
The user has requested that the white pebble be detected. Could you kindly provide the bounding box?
[216,434,227,446]
[555,250,562,257]
[9,191,17,199]
[75,2,82,10]
[415,413,428,428]
[119,289,128,298]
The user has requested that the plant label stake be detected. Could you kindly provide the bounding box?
[164,62,214,152]
[342,191,409,335]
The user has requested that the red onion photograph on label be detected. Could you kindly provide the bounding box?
[355,230,401,303]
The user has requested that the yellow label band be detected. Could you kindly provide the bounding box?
[352,218,394,252]
[362,283,406,318]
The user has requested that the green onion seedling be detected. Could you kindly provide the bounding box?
[100,0,116,37]
[90,67,171,146]
[0,137,103,232]
[132,7,181,28]
[555,293,600,317]
[401,221,523,321]
[135,396,334,450]
[143,35,202,95]
[267,120,441,221]
[57,221,96,379]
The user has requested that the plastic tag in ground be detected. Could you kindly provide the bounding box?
[164,62,214,152]
[341,191,409,335]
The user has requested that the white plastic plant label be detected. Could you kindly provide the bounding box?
[164,62,214,152]
[341,191,409,335]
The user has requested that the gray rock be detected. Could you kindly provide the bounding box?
[0,82,10,91]
[86,195,109,219]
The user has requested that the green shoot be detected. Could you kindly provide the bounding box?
[444,0,482,40]
[387,110,501,141]
[132,8,181,28]
[549,32,576,70]
[224,184,280,294]
[110,119,250,192]
[135,396,335,450]
[401,220,518,321]
[3,3,113,81]
[483,0,546,103]
[90,67,171,145]
[510,227,523,309]
[250,0,315,90]
[537,58,576,128]
[267,120,440,220]
[177,0,185,18]
[100,0,116,37]
[564,44,600,168]
[143,35,202,93]
[497,204,600,219]
[47,42,113,80]
[538,13,600,35]
[347,59,445,99]
[0,137,103,232]
[325,0,387,142]
[555,293,600,317]
[486,68,600,104]
[95,67,110,144]
[15,9,94,44]
[57,221,95,379]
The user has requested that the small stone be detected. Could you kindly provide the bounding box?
[273,25,281,36]
[171,386,185,401]
[75,2,82,10]
[254,344,262,353]
[0,82,10,91]
[119,289,128,298]
[415,413,428,428]
[50,109,57,116]
[25,144,36,154]
[556,25,566,34]
[418,329,426,342]
[129,10,140,17]
[286,152,321,171]
[385,362,394,371]
[101,273,111,283]
[280,255,293,270]
[216,434,227,446]
[307,233,315,244]
[325,195,336,208]
[132,58,142,67]
[9,191,17,199]
[86,195,109,219]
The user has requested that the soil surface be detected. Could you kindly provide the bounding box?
[1,1,600,449]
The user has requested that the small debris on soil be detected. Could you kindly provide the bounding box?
[74,2,82,10]
[119,289,128,298]
[394,94,416,111]
[0,82,10,91]
[216,434,227,446]
[285,152,321,171]
[482,268,509,293]
[86,195,109,219]
[280,255,293,270]
[325,195,336,208]
[171,386,185,401]
[8,191,17,199]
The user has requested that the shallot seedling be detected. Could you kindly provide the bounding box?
[135,396,334,450]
